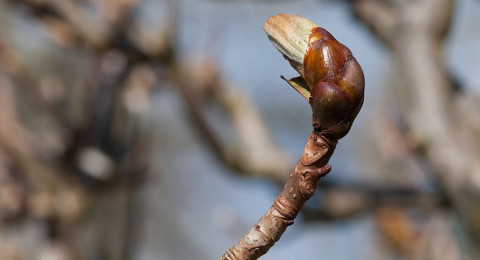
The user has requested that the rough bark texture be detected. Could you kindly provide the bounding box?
[221,131,336,260]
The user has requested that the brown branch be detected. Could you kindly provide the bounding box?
[221,132,335,259]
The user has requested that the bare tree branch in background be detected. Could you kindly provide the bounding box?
[1,0,479,259]
[0,0,293,258]
[353,0,480,257]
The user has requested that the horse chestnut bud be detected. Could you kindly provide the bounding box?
[264,14,364,140]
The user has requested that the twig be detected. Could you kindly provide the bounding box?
[222,132,334,259]
[222,14,365,259]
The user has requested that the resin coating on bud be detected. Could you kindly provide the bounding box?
[264,14,365,140]
[304,27,364,139]
[310,82,354,139]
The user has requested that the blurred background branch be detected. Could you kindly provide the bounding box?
[353,0,480,257]
[0,0,479,259]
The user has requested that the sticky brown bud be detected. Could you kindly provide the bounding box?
[303,27,353,89]
[264,14,364,140]
[305,29,364,139]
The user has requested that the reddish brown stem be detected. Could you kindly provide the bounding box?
[221,132,336,260]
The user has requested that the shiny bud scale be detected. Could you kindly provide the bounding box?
[264,14,364,139]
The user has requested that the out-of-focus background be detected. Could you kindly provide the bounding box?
[0,0,480,259]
